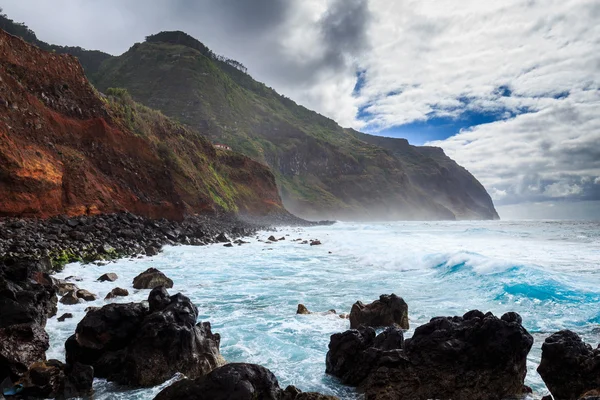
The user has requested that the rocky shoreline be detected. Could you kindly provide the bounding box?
[0,212,330,271]
[1,215,599,400]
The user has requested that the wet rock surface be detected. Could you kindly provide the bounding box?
[132,268,174,289]
[0,259,56,383]
[327,310,533,400]
[12,360,93,399]
[349,294,409,330]
[154,363,338,400]
[104,287,129,300]
[537,330,600,400]
[65,287,224,387]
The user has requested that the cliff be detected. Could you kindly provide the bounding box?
[0,29,283,219]
[91,31,498,220]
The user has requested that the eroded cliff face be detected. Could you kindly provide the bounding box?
[0,30,283,219]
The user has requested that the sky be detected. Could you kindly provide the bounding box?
[2,0,599,219]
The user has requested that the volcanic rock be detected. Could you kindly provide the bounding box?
[349,294,409,330]
[97,273,118,282]
[16,360,93,399]
[364,310,533,400]
[154,363,337,400]
[297,304,311,314]
[0,323,49,381]
[104,287,129,300]
[57,313,73,322]
[76,289,98,301]
[132,268,174,289]
[59,291,80,305]
[537,330,600,400]
[66,288,223,387]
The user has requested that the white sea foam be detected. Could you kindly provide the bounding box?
[45,220,600,399]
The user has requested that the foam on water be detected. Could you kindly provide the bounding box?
[46,220,600,399]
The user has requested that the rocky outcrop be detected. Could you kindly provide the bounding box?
[0,28,285,220]
[326,326,405,386]
[327,310,533,400]
[14,360,93,399]
[66,287,224,387]
[154,363,338,400]
[537,330,600,400]
[0,259,56,382]
[132,268,174,289]
[349,294,409,330]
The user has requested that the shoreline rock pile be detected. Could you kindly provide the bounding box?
[0,212,326,271]
[327,310,534,400]
[65,286,224,387]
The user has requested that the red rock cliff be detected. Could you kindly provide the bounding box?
[0,29,283,219]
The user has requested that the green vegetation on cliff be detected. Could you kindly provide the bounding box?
[92,31,498,220]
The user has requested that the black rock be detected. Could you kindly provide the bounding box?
[154,363,337,400]
[537,330,600,400]
[349,294,409,330]
[66,289,224,387]
[57,313,73,322]
[132,268,174,289]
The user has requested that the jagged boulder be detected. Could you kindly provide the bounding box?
[154,363,337,400]
[326,326,405,386]
[15,360,93,399]
[97,273,118,282]
[0,323,49,381]
[349,294,409,329]
[537,330,600,400]
[0,259,56,383]
[364,310,533,400]
[132,268,173,289]
[66,288,223,387]
[104,287,129,300]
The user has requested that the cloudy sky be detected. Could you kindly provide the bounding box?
[2,0,599,219]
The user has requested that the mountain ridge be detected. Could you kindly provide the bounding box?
[91,30,498,220]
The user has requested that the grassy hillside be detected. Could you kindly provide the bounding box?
[92,31,497,220]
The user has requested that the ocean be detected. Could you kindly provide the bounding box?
[46,220,600,399]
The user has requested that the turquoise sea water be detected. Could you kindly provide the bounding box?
[46,220,600,399]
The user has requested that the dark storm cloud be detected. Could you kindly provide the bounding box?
[320,0,371,69]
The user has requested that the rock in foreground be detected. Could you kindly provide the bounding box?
[537,330,600,400]
[327,310,533,400]
[132,268,174,289]
[349,294,409,329]
[15,360,93,399]
[66,287,223,387]
[154,363,337,400]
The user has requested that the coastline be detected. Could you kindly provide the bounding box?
[0,212,332,271]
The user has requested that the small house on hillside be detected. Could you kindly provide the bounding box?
[214,143,232,151]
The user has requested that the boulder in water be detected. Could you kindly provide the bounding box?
[66,288,223,387]
[297,304,311,315]
[59,291,80,305]
[132,268,173,289]
[349,294,409,329]
[57,313,73,322]
[104,287,129,300]
[537,330,600,400]
[97,273,118,282]
[76,289,98,301]
[364,310,533,400]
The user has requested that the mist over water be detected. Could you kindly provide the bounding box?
[46,220,600,399]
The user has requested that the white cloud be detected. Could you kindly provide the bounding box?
[595,177,600,185]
